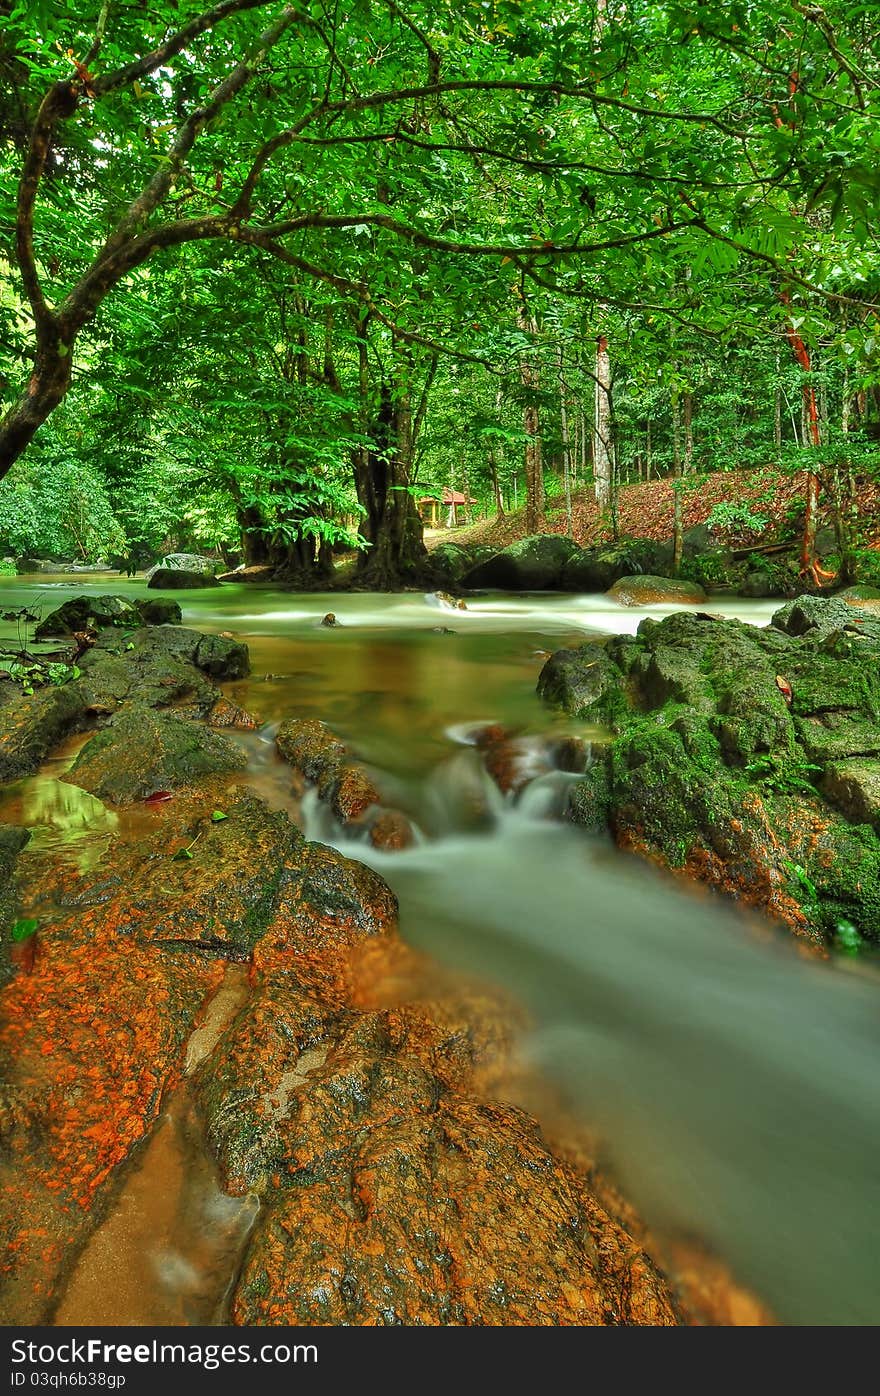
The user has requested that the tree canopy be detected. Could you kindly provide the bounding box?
[2,0,879,582]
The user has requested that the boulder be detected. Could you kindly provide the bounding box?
[838,585,880,613]
[146,568,221,590]
[821,761,880,829]
[462,534,578,591]
[425,542,473,588]
[34,594,141,639]
[607,575,707,606]
[0,685,88,782]
[135,598,182,625]
[146,553,220,579]
[561,539,673,592]
[64,709,247,804]
[539,602,880,944]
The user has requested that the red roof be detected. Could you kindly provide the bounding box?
[418,488,470,506]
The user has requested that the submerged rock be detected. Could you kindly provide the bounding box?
[539,600,880,944]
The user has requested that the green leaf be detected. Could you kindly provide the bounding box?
[172,847,194,861]
[10,918,38,944]
[210,809,228,822]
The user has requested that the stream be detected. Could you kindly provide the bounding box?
[2,575,880,1326]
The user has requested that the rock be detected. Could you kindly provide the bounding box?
[146,553,220,579]
[321,612,338,627]
[738,566,787,599]
[0,825,31,987]
[135,598,183,625]
[540,602,880,944]
[536,648,622,721]
[427,591,467,610]
[34,594,141,639]
[607,575,707,606]
[462,534,579,591]
[821,761,880,829]
[276,718,415,839]
[560,539,673,592]
[425,543,473,587]
[838,585,880,613]
[64,709,248,803]
[431,626,456,635]
[230,1058,675,1326]
[770,595,866,638]
[146,568,221,590]
[369,810,416,850]
[196,937,675,1326]
[0,685,87,782]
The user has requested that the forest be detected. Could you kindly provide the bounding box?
[1,0,880,1342]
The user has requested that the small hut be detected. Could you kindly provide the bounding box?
[417,487,471,529]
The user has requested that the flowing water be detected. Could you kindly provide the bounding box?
[3,574,880,1326]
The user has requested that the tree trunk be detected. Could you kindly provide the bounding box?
[517,310,543,533]
[593,334,613,512]
[558,346,573,534]
[354,382,427,590]
[671,386,683,575]
[239,505,272,566]
[781,295,830,583]
[683,389,694,473]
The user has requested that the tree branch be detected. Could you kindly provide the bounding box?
[91,0,282,96]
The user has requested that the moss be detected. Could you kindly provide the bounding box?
[538,598,880,944]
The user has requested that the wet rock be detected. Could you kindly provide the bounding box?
[431,625,456,635]
[65,710,247,803]
[146,567,221,590]
[462,534,579,591]
[820,761,880,829]
[228,1047,675,1326]
[540,602,880,943]
[34,594,141,639]
[205,696,261,730]
[0,685,87,781]
[135,598,182,625]
[0,825,30,987]
[321,612,338,627]
[276,718,412,838]
[427,591,467,611]
[607,575,707,606]
[369,810,416,851]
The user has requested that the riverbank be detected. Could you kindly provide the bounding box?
[1,581,879,1324]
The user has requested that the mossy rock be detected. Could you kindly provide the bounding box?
[560,539,672,593]
[34,594,141,639]
[135,598,183,625]
[539,599,880,943]
[462,534,578,591]
[64,709,248,803]
[607,574,707,606]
